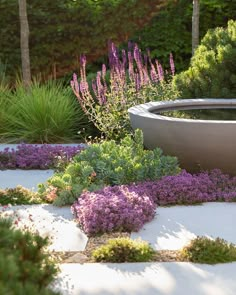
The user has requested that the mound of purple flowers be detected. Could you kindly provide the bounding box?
[0,144,85,169]
[71,185,156,235]
[138,169,236,205]
[72,169,236,235]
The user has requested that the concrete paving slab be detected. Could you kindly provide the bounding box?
[0,169,54,190]
[51,262,236,295]
[131,203,236,250]
[0,204,88,251]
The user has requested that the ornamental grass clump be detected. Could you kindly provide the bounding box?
[0,85,11,137]
[0,218,59,295]
[180,236,236,264]
[1,81,90,143]
[71,185,156,235]
[71,42,178,140]
[41,129,180,206]
[0,144,85,170]
[92,237,155,262]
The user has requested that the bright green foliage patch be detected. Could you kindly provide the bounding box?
[0,218,59,295]
[173,20,236,98]
[180,236,236,264]
[92,237,155,262]
[0,186,43,206]
[39,130,180,206]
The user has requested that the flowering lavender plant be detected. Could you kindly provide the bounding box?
[71,42,178,140]
[0,144,85,170]
[72,169,236,235]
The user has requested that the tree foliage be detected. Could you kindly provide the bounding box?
[0,0,166,79]
[130,0,236,72]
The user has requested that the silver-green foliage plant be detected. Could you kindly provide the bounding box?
[1,81,90,143]
[92,237,155,262]
[39,129,180,206]
[180,236,236,264]
[173,20,236,98]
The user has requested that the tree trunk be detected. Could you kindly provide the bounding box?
[18,0,31,87]
[192,0,200,56]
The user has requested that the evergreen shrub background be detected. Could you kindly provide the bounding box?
[173,20,236,98]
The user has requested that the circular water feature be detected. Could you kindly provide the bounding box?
[128,99,236,174]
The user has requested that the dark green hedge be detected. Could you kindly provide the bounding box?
[130,0,236,72]
[0,0,165,79]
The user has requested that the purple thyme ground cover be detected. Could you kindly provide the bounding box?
[72,169,236,235]
[71,185,156,236]
[0,144,85,169]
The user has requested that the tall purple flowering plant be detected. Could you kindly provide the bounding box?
[71,42,178,140]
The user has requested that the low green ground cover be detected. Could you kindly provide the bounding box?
[91,236,236,264]
[0,186,42,206]
[180,236,236,264]
[92,237,155,263]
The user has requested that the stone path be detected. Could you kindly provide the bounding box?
[0,204,88,251]
[1,143,236,294]
[131,203,236,250]
[0,169,54,190]
[52,262,236,295]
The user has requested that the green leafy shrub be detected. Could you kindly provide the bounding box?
[39,129,180,206]
[1,81,91,143]
[180,236,236,264]
[0,218,59,294]
[0,186,43,206]
[173,20,236,98]
[92,237,155,262]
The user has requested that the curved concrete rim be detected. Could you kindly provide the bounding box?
[128,99,236,123]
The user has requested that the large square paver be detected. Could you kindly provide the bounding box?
[0,204,88,251]
[0,169,54,191]
[51,262,236,295]
[131,203,236,250]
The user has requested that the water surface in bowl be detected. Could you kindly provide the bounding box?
[156,108,236,120]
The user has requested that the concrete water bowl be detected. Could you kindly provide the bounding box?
[128,99,236,174]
